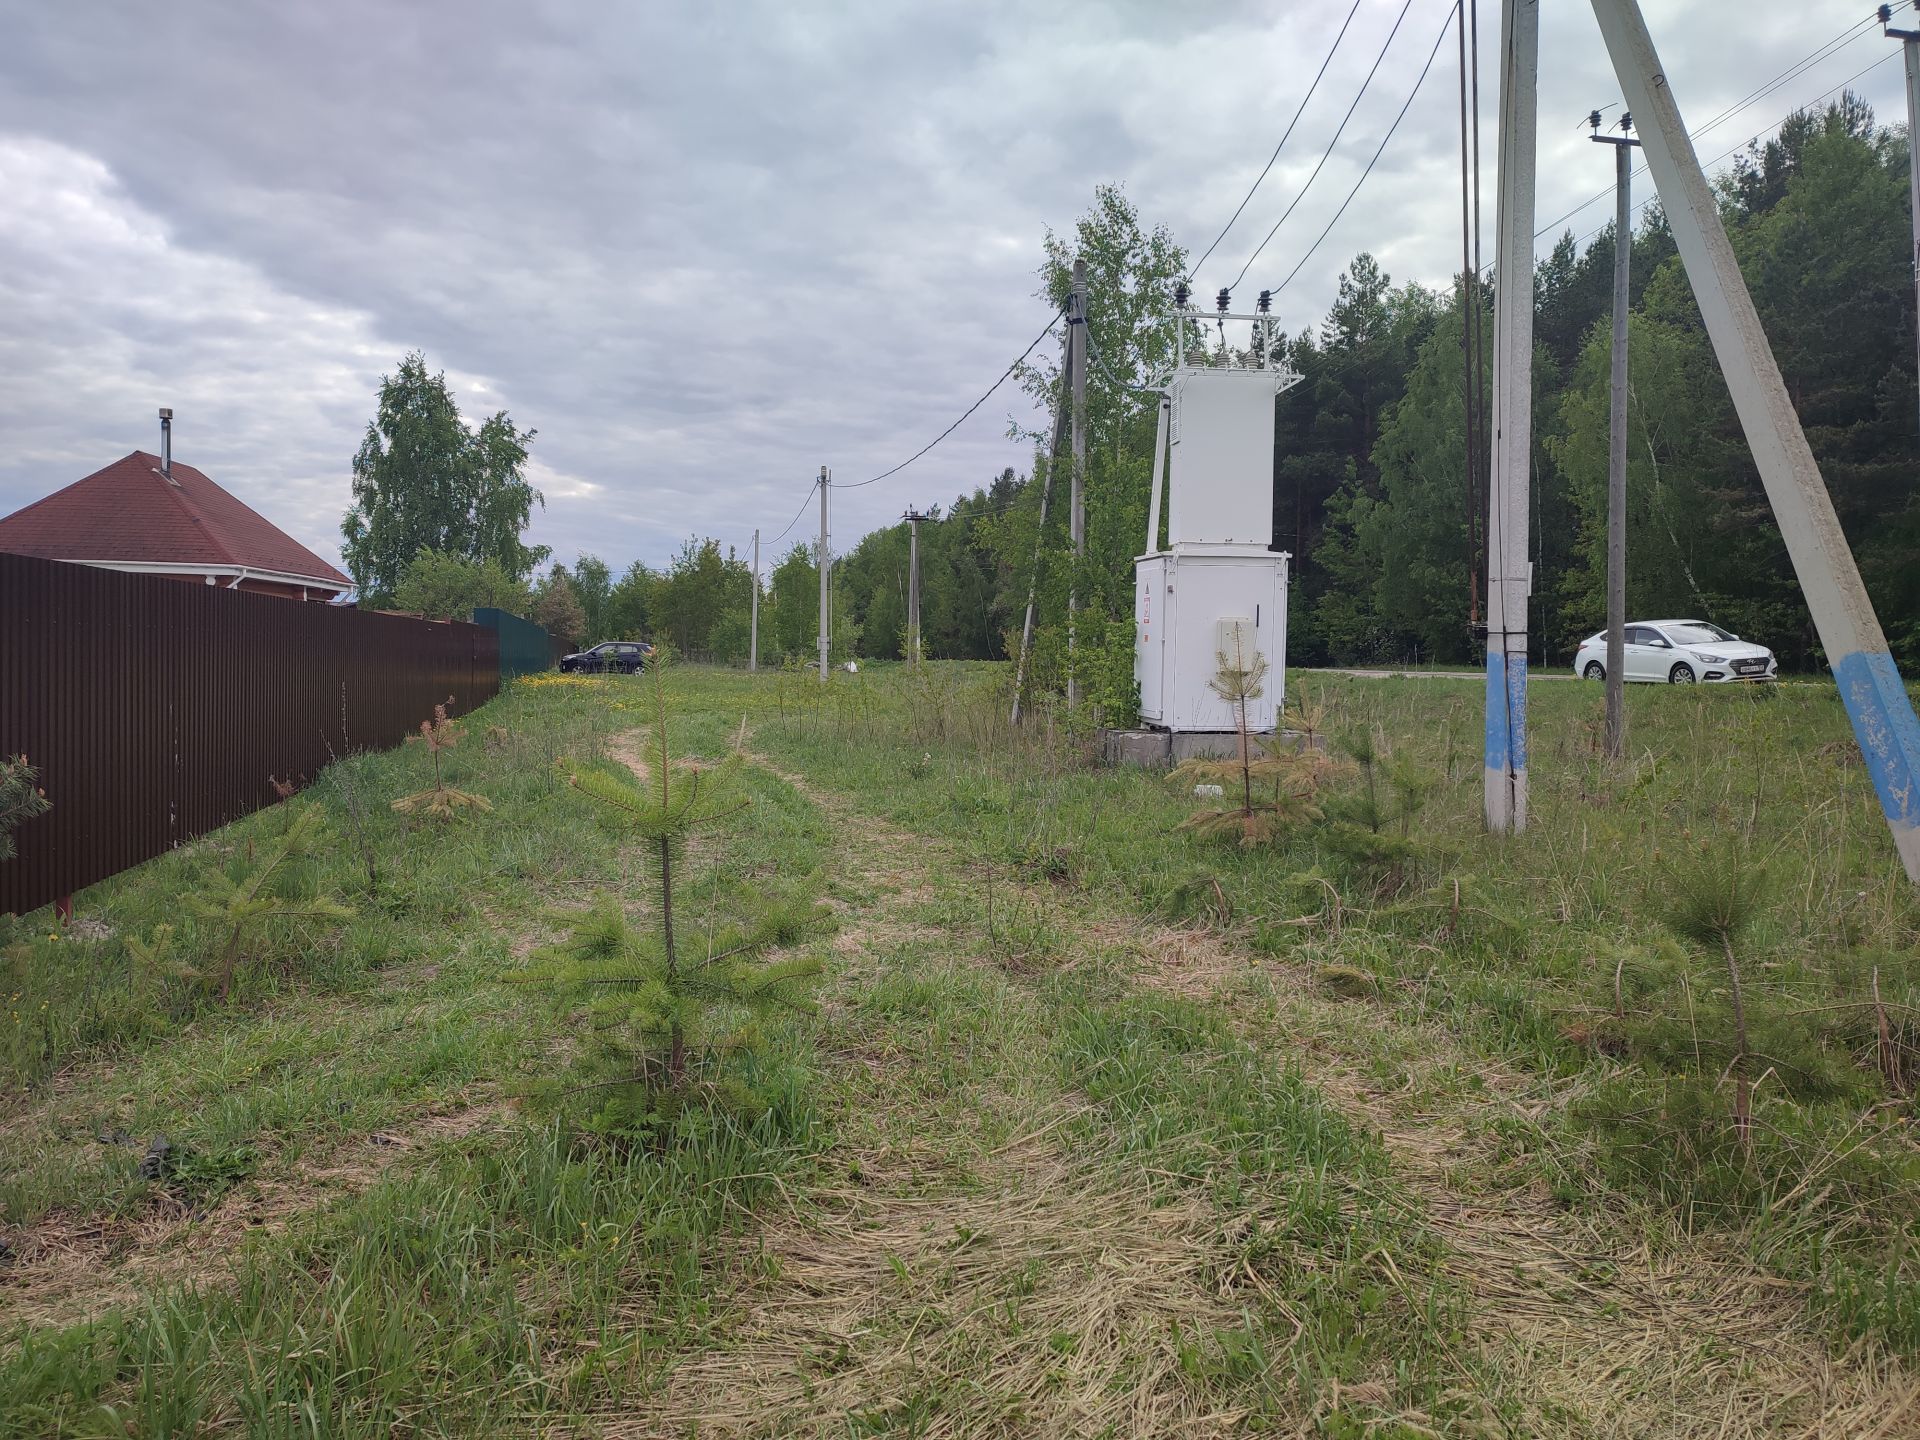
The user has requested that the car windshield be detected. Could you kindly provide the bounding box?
[1662,623,1734,645]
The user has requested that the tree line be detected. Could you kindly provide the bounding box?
[341,96,1919,686]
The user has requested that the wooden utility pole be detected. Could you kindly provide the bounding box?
[749,527,760,673]
[816,466,830,682]
[903,509,928,665]
[1594,0,1920,882]
[1066,257,1088,710]
[1484,0,1539,835]
[1591,110,1639,759]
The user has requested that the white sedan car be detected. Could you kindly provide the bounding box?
[1572,619,1777,684]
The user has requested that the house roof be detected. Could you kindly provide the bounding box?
[0,451,350,588]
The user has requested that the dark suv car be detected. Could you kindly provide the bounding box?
[558,641,652,675]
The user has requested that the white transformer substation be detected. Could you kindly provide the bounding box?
[1135,305,1300,734]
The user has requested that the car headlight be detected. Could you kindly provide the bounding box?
[1694,651,1726,663]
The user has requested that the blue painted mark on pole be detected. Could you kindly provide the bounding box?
[1485,650,1508,772]
[1506,652,1528,772]
[1831,650,1920,839]
[1484,650,1529,774]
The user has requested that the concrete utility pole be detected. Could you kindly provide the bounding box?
[1590,110,1640,759]
[749,527,760,673]
[1885,4,1920,439]
[1011,325,1073,725]
[1456,8,1483,630]
[903,509,928,666]
[1484,0,1539,835]
[1593,0,1920,883]
[1066,257,1088,710]
[816,466,830,682]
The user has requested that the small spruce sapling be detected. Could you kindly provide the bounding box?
[1320,724,1434,893]
[521,651,825,1128]
[183,805,355,996]
[1,754,51,863]
[392,698,492,818]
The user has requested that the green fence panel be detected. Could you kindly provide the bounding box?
[473,608,554,680]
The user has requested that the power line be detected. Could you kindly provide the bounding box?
[834,310,1064,489]
[1187,0,1367,284]
[1265,2,1459,301]
[1687,8,1880,140]
[1225,0,1421,295]
[1561,48,1900,253]
[1263,39,1904,405]
[764,476,819,549]
[1531,7,1885,241]
[1082,320,1165,394]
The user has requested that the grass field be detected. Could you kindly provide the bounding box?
[1,661,1916,1437]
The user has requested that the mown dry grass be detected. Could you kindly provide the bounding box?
[3,1100,506,1330]
[636,1136,1252,1440]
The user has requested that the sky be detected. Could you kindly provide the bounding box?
[0,0,1907,583]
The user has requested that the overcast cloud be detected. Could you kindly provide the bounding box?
[0,0,1905,579]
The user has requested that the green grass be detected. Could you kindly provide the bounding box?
[2,660,1915,1435]
[748,660,1920,1351]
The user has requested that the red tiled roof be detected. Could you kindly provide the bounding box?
[0,451,350,588]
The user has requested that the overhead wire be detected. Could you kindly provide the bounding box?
[763,478,819,549]
[1530,7,1886,241]
[1560,48,1901,254]
[1224,0,1421,295]
[756,3,1892,574]
[833,310,1064,489]
[1186,0,1367,284]
[1263,1,1459,301]
[1275,41,1904,408]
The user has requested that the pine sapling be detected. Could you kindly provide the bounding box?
[519,651,825,1123]
[1170,643,1336,847]
[392,698,492,818]
[183,805,355,996]
[1,754,51,863]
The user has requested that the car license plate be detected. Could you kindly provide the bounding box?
[1735,659,1763,674]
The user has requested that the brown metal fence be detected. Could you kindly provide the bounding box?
[0,553,499,916]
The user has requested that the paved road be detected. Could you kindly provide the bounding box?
[1316,667,1826,688]
[1314,667,1573,682]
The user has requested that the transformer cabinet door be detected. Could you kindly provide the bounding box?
[1134,557,1169,724]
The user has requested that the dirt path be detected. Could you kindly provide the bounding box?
[663,745,1918,1439]
[1107,919,1918,1438]
[2,1100,504,1329]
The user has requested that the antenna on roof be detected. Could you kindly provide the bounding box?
[158,408,174,482]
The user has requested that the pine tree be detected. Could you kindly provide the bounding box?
[392,700,491,818]
[0,754,51,864]
[1170,642,1335,847]
[522,652,824,1129]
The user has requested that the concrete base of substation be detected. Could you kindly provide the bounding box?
[1099,729,1327,768]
